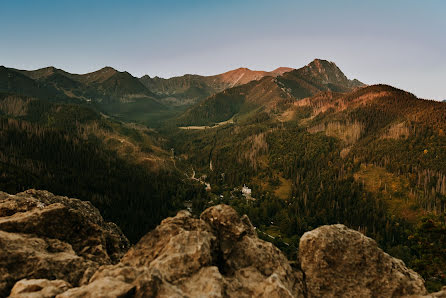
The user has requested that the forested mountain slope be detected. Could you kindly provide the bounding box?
[0,92,206,242]
[176,59,364,126]
[17,66,158,103]
[139,66,293,107]
[2,64,295,127]
[1,65,168,126]
[167,83,446,290]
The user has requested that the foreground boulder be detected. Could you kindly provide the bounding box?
[0,190,129,297]
[1,189,442,297]
[299,224,427,297]
[9,279,71,298]
[62,205,305,297]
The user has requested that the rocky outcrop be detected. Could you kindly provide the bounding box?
[299,224,427,297]
[9,279,71,298]
[0,190,129,297]
[423,287,446,298]
[1,189,442,297]
[60,204,304,297]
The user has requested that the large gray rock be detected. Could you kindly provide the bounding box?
[299,224,428,297]
[0,190,129,297]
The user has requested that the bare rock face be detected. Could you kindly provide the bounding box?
[55,204,305,297]
[299,224,427,297]
[56,277,136,298]
[0,230,93,297]
[9,279,71,298]
[426,287,446,297]
[0,190,129,297]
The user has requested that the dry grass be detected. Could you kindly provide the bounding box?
[277,108,296,122]
[252,171,292,200]
[308,120,363,144]
[0,95,32,116]
[382,122,410,139]
[241,133,268,170]
[354,164,423,222]
[274,176,292,199]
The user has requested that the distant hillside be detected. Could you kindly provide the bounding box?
[0,66,67,101]
[17,66,158,103]
[176,59,364,126]
[1,64,296,126]
[139,74,217,106]
[1,65,170,125]
[139,66,294,106]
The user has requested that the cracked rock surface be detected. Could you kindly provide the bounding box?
[0,190,129,297]
[1,189,440,297]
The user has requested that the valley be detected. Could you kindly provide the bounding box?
[1,59,445,291]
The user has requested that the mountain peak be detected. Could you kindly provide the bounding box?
[293,59,364,89]
[98,66,118,73]
[39,66,57,72]
[271,67,294,75]
[307,59,341,74]
[23,66,68,80]
[227,67,252,74]
[80,66,118,84]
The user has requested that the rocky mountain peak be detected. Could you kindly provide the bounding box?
[291,58,364,89]
[308,58,338,70]
[305,58,348,81]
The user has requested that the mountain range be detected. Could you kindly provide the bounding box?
[176,59,365,126]
[0,63,298,126]
[140,66,293,106]
[0,64,295,104]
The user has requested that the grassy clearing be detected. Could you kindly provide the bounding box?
[252,169,292,200]
[274,176,292,199]
[179,117,234,130]
[354,163,422,222]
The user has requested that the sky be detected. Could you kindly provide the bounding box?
[0,0,445,100]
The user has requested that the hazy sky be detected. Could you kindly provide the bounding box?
[1,0,445,100]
